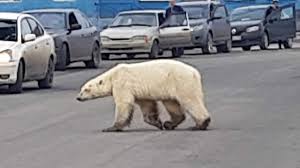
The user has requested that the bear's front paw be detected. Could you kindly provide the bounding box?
[189,118,211,131]
[163,121,176,130]
[102,127,123,132]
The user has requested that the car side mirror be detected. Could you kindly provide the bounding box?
[69,23,82,31]
[103,25,108,29]
[24,34,36,42]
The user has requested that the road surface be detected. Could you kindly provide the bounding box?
[1,47,300,168]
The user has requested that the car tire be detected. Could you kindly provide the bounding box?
[217,39,232,53]
[260,32,269,50]
[242,46,251,51]
[8,61,24,94]
[149,40,159,59]
[101,54,110,60]
[85,43,101,69]
[202,33,215,54]
[38,58,54,89]
[171,47,183,58]
[127,54,135,59]
[55,44,69,71]
[283,38,293,49]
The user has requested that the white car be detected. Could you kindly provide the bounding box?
[0,13,56,93]
[100,10,193,59]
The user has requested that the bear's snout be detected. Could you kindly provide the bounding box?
[76,95,85,102]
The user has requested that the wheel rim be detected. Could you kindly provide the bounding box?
[288,38,293,47]
[93,44,100,65]
[227,40,232,51]
[152,42,159,57]
[264,34,269,48]
[48,60,54,84]
[208,34,215,53]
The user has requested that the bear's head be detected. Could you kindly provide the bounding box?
[76,75,112,102]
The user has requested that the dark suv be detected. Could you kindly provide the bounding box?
[230,4,296,51]
[178,1,232,54]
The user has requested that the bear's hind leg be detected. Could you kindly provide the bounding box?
[103,102,134,132]
[136,100,163,130]
[162,100,186,130]
[181,98,211,131]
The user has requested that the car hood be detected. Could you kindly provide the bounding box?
[101,26,156,39]
[189,19,207,27]
[231,20,262,28]
[44,28,67,38]
[0,41,17,52]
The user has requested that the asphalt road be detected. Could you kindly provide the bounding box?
[1,46,300,168]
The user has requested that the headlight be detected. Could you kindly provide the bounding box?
[101,36,110,42]
[0,50,13,63]
[132,36,149,43]
[232,28,237,35]
[246,26,260,33]
[193,25,204,31]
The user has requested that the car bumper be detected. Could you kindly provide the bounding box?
[0,62,18,85]
[101,41,152,54]
[188,30,207,48]
[232,31,262,47]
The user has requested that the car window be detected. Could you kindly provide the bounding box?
[111,13,157,27]
[182,5,209,20]
[21,19,32,40]
[0,19,17,42]
[29,12,66,29]
[230,7,267,22]
[214,6,226,18]
[69,12,79,26]
[74,11,89,28]
[161,12,188,27]
[281,7,294,20]
[27,18,43,37]
[158,13,165,26]
[80,11,93,27]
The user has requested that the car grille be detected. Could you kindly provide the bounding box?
[110,38,130,41]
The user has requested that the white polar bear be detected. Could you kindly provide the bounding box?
[76,59,211,132]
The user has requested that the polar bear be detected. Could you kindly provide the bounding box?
[76,59,211,132]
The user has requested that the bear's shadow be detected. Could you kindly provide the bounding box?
[93,128,214,133]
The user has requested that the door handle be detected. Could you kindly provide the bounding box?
[182,28,190,31]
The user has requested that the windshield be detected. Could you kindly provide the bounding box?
[111,13,157,27]
[182,5,209,19]
[0,19,17,42]
[231,7,267,22]
[29,12,66,29]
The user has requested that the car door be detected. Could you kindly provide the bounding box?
[66,12,85,61]
[265,8,281,42]
[20,18,39,79]
[74,11,97,59]
[27,18,50,78]
[278,4,296,39]
[211,5,230,41]
[159,12,192,49]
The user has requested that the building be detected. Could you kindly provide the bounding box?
[0,0,299,29]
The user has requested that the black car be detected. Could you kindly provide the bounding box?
[178,1,232,54]
[24,9,101,71]
[230,4,296,51]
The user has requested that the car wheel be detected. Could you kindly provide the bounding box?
[202,33,215,54]
[127,54,135,59]
[171,48,184,58]
[283,38,293,49]
[38,58,54,89]
[85,43,101,69]
[260,32,269,50]
[149,41,159,59]
[242,46,251,51]
[101,53,110,60]
[55,44,69,71]
[8,61,24,94]
[217,39,232,53]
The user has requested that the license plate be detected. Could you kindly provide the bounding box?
[232,36,242,41]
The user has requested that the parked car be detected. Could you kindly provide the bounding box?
[24,9,101,71]
[0,13,56,93]
[178,0,232,54]
[230,4,296,51]
[100,10,193,59]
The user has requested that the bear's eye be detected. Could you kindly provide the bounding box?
[84,88,91,93]
[99,80,103,85]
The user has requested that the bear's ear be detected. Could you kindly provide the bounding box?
[99,80,103,85]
